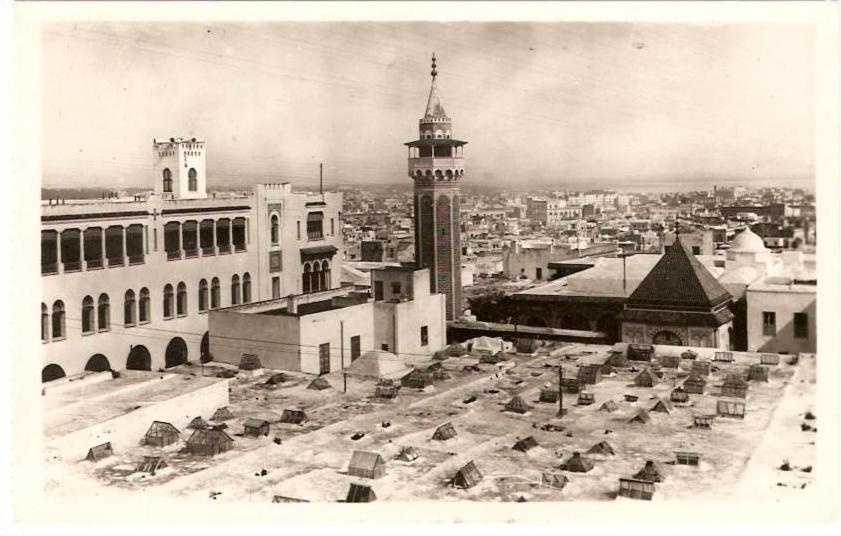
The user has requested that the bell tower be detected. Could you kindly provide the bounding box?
[405,54,466,320]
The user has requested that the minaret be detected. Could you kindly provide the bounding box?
[405,54,467,320]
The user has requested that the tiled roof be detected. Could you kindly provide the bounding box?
[626,239,732,310]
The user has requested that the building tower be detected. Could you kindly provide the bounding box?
[405,54,467,320]
[153,136,207,200]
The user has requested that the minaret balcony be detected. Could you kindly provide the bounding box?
[408,156,464,177]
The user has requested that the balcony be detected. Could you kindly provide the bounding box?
[307,230,324,241]
[408,156,464,177]
[167,250,182,261]
[129,255,145,265]
[184,249,199,259]
[107,256,124,267]
[41,263,58,276]
[201,246,216,256]
[234,243,246,253]
[63,261,82,273]
[218,244,231,254]
[85,259,103,270]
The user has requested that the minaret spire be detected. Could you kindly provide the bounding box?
[425,52,447,119]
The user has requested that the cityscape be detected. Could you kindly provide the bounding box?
[19,13,828,520]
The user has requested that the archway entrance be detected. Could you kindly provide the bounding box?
[652,330,683,346]
[85,354,111,372]
[596,315,619,343]
[42,364,66,383]
[126,345,152,371]
[165,337,188,368]
[200,332,211,363]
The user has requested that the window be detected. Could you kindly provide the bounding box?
[162,168,172,192]
[182,221,198,257]
[536,267,542,280]
[762,311,776,336]
[319,343,330,375]
[200,219,215,255]
[296,221,301,240]
[199,279,208,312]
[270,214,279,244]
[312,262,322,293]
[211,278,221,309]
[105,226,124,266]
[391,281,402,296]
[60,229,82,272]
[381,343,389,351]
[231,275,241,305]
[124,290,136,326]
[331,218,335,236]
[41,303,49,342]
[97,294,110,331]
[176,282,187,316]
[320,260,330,291]
[272,276,280,298]
[794,312,809,339]
[164,222,181,260]
[421,326,429,346]
[188,168,197,191]
[126,224,144,264]
[269,251,282,272]
[242,273,251,303]
[692,246,701,255]
[139,287,150,322]
[81,295,95,333]
[51,301,65,339]
[303,263,312,294]
[41,230,58,274]
[163,284,174,319]
[374,280,384,301]
[307,213,324,240]
[350,335,361,361]
[83,227,103,269]
[216,219,231,253]
[232,218,246,252]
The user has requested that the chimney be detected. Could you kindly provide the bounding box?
[286,295,297,314]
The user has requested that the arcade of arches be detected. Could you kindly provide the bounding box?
[508,299,624,343]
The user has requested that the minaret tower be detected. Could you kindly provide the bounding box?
[405,54,467,320]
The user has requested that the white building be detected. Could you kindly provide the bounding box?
[40,137,342,381]
[208,267,446,374]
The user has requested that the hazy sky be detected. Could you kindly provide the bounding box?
[41,22,815,190]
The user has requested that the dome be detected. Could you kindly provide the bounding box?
[718,265,761,286]
[729,228,767,253]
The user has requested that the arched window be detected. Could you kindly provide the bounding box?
[242,273,251,303]
[211,277,220,309]
[162,168,173,192]
[124,289,136,327]
[303,263,311,294]
[321,260,330,291]
[199,279,208,312]
[163,284,174,319]
[176,282,187,316]
[270,214,279,244]
[139,287,150,323]
[312,262,322,293]
[41,303,49,342]
[97,294,110,331]
[231,274,241,305]
[188,168,197,191]
[81,296,94,333]
[51,301,65,339]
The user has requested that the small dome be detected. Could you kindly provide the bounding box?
[729,228,767,253]
[718,265,761,286]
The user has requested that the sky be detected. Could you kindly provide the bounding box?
[41,21,815,191]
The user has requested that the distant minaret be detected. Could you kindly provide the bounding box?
[405,54,467,320]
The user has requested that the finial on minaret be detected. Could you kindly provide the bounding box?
[431,52,437,78]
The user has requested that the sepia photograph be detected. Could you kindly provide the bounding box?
[4,0,840,532]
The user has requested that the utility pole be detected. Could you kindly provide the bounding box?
[340,320,346,393]
[319,162,324,201]
[557,361,565,418]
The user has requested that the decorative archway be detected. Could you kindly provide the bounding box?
[165,337,188,368]
[126,345,152,371]
[85,354,111,372]
[42,364,66,383]
[200,332,211,363]
[652,330,683,346]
